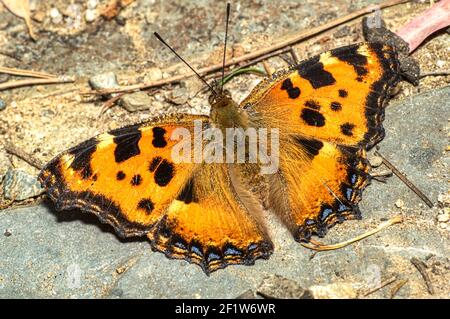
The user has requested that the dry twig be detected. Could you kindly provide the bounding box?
[0,66,56,79]
[0,77,75,91]
[98,92,126,117]
[419,70,450,78]
[301,216,403,251]
[361,276,398,297]
[410,257,435,295]
[390,279,408,298]
[374,151,434,208]
[4,142,44,170]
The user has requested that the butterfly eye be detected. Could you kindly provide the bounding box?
[208,94,216,105]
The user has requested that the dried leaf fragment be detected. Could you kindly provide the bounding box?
[1,0,36,40]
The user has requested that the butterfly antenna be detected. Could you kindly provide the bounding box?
[154,32,217,96]
[221,3,231,93]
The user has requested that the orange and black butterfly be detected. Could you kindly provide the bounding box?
[39,5,401,274]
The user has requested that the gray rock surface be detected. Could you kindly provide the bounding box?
[257,275,313,299]
[0,87,449,298]
[2,169,44,201]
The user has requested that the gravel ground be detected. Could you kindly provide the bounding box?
[0,0,449,298]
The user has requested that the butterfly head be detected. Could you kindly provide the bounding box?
[209,89,247,129]
[208,89,233,108]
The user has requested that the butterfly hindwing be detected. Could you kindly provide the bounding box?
[148,163,273,274]
[270,138,370,240]
[242,42,400,239]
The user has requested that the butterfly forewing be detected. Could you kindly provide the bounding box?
[39,114,207,237]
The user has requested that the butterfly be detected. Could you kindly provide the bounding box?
[39,40,400,274]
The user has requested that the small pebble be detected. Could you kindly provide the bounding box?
[0,20,9,30]
[166,88,189,105]
[88,72,119,90]
[437,193,450,205]
[368,154,383,167]
[334,25,352,38]
[33,11,46,23]
[437,213,449,223]
[116,266,126,274]
[66,4,81,17]
[145,67,163,82]
[395,199,405,209]
[87,0,98,10]
[119,92,152,112]
[439,222,447,229]
[115,16,127,26]
[50,8,63,24]
[110,288,124,297]
[29,0,38,11]
[85,9,97,23]
[0,99,6,111]
[436,60,446,68]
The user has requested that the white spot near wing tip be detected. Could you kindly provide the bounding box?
[319,51,334,66]
[97,134,113,148]
[357,44,370,56]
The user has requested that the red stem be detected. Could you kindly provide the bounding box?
[396,0,450,53]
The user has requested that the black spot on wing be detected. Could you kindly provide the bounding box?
[304,100,321,110]
[297,56,335,88]
[149,156,162,172]
[154,159,175,187]
[116,171,126,180]
[331,45,368,77]
[330,101,342,111]
[293,136,324,159]
[152,127,167,148]
[301,109,326,127]
[110,125,142,163]
[176,178,197,204]
[131,174,142,186]
[68,137,98,179]
[137,198,154,214]
[339,89,348,97]
[341,123,355,136]
[280,78,301,99]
